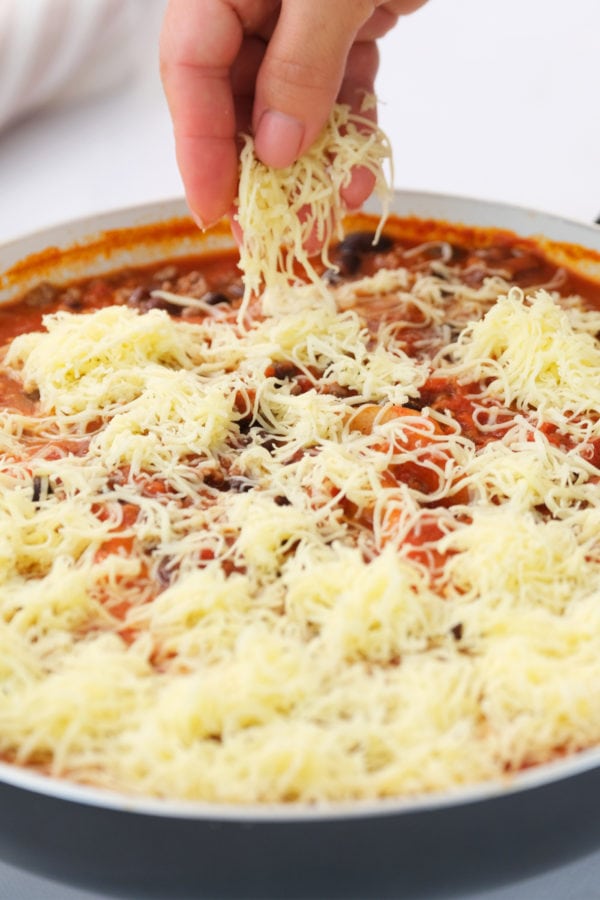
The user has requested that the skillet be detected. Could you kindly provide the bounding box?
[0,189,599,899]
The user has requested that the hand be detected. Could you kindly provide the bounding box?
[160,0,427,228]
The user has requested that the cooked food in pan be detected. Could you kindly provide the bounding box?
[0,212,599,803]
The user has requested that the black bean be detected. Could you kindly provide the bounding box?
[128,287,181,316]
[127,286,152,307]
[451,623,463,641]
[335,230,394,276]
[321,382,355,399]
[339,231,394,255]
[60,287,83,310]
[272,361,301,380]
[204,472,253,492]
[32,476,42,504]
[32,475,53,504]
[203,291,230,306]
[203,470,226,491]
[259,435,284,454]
[237,420,252,436]
[156,555,176,587]
[403,397,426,411]
[144,296,182,316]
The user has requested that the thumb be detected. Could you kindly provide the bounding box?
[252,0,373,168]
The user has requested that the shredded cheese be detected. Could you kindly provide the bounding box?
[0,242,599,805]
[442,287,600,438]
[235,101,392,311]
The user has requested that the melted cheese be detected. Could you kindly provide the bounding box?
[0,258,599,804]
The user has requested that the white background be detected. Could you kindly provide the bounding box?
[0,0,599,897]
[0,0,598,249]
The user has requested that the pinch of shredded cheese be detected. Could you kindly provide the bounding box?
[235,100,392,312]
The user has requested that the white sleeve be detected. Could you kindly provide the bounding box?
[0,0,142,131]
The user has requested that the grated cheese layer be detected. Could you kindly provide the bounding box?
[0,237,599,805]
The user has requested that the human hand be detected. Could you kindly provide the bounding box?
[160,0,427,228]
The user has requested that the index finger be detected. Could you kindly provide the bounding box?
[160,0,243,226]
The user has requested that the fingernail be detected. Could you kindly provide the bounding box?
[191,212,207,231]
[191,211,222,232]
[255,110,304,169]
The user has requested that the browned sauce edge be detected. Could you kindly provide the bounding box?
[3,211,600,292]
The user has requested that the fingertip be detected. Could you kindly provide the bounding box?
[184,184,234,233]
[254,109,305,169]
[190,211,208,232]
[175,136,238,231]
[340,166,377,211]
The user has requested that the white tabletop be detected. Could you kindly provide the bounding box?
[0,0,599,897]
